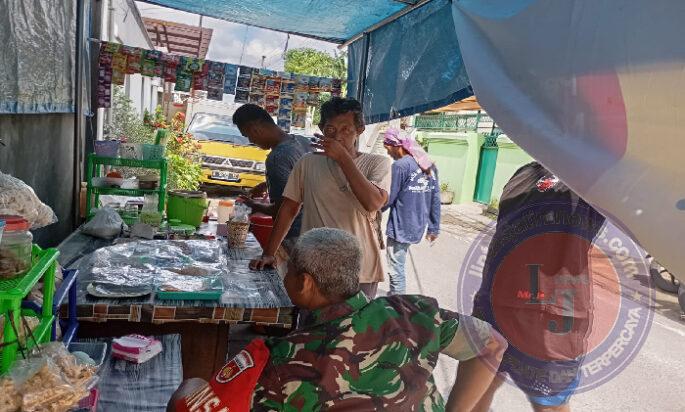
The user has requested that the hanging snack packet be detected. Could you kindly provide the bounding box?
[249,93,266,107]
[123,46,143,74]
[192,62,209,91]
[141,50,162,77]
[307,92,320,106]
[208,61,225,89]
[295,74,309,92]
[250,74,266,91]
[265,95,279,116]
[162,54,180,83]
[279,97,293,111]
[293,92,308,110]
[332,78,342,96]
[234,89,250,103]
[309,76,321,93]
[111,53,127,85]
[277,118,291,132]
[319,77,332,93]
[223,64,238,94]
[280,79,295,95]
[103,41,121,54]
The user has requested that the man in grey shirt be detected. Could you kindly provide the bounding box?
[233,104,311,250]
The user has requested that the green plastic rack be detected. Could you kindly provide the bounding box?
[0,245,59,374]
[85,153,168,219]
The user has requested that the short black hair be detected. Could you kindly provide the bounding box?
[319,98,365,129]
[232,104,275,128]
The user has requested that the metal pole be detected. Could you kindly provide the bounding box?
[74,0,86,228]
[356,33,370,105]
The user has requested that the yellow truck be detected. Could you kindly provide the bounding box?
[187,112,268,191]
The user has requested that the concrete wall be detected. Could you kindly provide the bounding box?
[422,131,482,204]
[420,131,532,206]
[490,136,534,204]
[0,115,76,247]
[98,0,160,139]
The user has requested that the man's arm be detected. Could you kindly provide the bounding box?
[440,314,507,412]
[242,198,278,217]
[382,161,404,212]
[249,197,301,270]
[337,155,388,212]
[315,138,388,213]
[249,182,268,198]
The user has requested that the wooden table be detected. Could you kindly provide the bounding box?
[58,230,293,380]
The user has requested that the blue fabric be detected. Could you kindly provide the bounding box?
[384,156,441,244]
[347,0,473,123]
[386,237,411,295]
[265,134,312,239]
[526,375,581,407]
[141,0,410,43]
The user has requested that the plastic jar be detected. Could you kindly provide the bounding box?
[217,200,235,225]
[0,215,33,279]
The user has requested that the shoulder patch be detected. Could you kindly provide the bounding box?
[536,175,560,192]
[215,349,255,383]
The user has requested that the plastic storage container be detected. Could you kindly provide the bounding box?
[217,200,234,224]
[94,140,120,158]
[142,144,165,160]
[0,215,33,279]
[68,342,108,371]
[167,191,208,228]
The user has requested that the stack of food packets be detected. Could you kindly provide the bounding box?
[112,335,162,364]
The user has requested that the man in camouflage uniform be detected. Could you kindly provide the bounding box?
[170,228,507,412]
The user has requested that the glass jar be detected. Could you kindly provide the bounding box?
[0,215,33,279]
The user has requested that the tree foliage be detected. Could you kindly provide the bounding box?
[284,48,347,81]
[284,48,347,125]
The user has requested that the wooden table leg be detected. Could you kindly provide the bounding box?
[77,321,230,381]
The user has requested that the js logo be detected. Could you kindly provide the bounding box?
[457,202,653,394]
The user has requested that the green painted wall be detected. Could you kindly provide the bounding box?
[490,139,534,204]
[421,131,482,204]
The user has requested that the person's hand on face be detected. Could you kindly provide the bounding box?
[311,133,349,163]
[312,112,361,163]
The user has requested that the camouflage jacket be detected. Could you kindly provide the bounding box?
[251,292,463,411]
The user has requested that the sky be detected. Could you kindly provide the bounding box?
[135,2,341,71]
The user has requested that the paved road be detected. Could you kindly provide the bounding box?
[377,203,685,412]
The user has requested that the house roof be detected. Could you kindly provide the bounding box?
[430,96,482,113]
[142,17,213,58]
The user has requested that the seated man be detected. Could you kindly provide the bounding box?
[169,228,507,412]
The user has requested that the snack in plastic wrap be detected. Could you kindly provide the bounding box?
[1,342,97,412]
[231,203,252,224]
[0,172,57,229]
[80,207,127,239]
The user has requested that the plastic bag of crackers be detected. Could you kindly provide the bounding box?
[0,342,98,412]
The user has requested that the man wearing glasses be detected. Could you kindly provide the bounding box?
[249,98,391,299]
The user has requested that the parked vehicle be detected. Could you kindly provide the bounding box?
[187,112,268,191]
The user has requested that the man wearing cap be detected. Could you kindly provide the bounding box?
[383,128,441,295]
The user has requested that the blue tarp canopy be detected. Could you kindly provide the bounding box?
[140,0,421,43]
[141,0,473,122]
